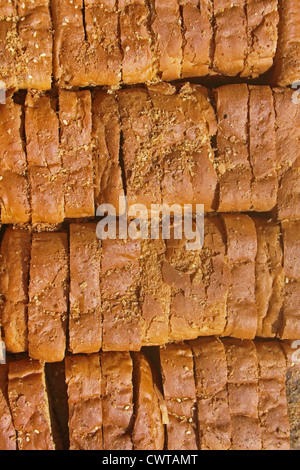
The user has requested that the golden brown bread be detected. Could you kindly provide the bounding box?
[249,86,278,212]
[150,0,182,81]
[92,91,124,212]
[59,90,95,219]
[254,219,284,338]
[160,344,198,450]
[0,341,298,450]
[101,351,133,450]
[273,0,300,85]
[0,1,52,90]
[8,358,59,450]
[0,2,17,89]
[0,364,16,450]
[181,0,213,78]
[132,352,164,450]
[119,0,153,84]
[101,238,142,351]
[281,221,300,340]
[0,227,31,353]
[163,217,230,341]
[274,88,300,221]
[16,0,52,90]
[28,232,68,363]
[243,0,279,78]
[222,215,258,339]
[214,84,252,212]
[190,337,231,450]
[213,0,248,76]
[140,239,170,346]
[0,96,30,224]
[69,223,102,354]
[65,354,102,450]
[25,92,64,225]
[0,85,299,222]
[223,339,262,450]
[256,342,290,450]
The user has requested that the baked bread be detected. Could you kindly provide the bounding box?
[92,91,124,212]
[59,90,95,219]
[281,221,300,340]
[101,351,133,450]
[256,342,290,450]
[0,341,298,450]
[65,354,102,450]
[273,0,300,85]
[254,218,284,338]
[0,96,30,224]
[132,352,164,450]
[223,338,262,450]
[190,337,231,450]
[181,0,213,78]
[0,227,31,353]
[69,223,102,354]
[28,232,68,363]
[8,358,61,450]
[0,364,16,450]
[222,214,258,339]
[160,343,198,450]
[25,92,64,225]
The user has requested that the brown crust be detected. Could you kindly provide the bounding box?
[163,217,230,341]
[101,238,142,351]
[69,223,102,354]
[119,0,153,84]
[160,343,198,450]
[213,0,248,76]
[150,0,182,81]
[0,227,31,353]
[140,239,170,346]
[243,0,279,78]
[0,96,30,224]
[0,2,17,88]
[101,351,133,450]
[28,232,68,363]
[181,0,213,78]
[223,338,262,450]
[92,91,124,212]
[132,352,164,450]
[190,337,231,450]
[25,92,64,224]
[59,90,95,218]
[65,354,102,450]
[256,341,290,450]
[214,84,252,212]
[249,86,278,212]
[254,218,284,338]
[222,215,258,339]
[16,0,52,90]
[0,364,16,450]
[8,358,56,450]
[273,88,300,221]
[272,0,300,86]
[281,220,300,339]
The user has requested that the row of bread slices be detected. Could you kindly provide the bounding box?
[0,83,300,225]
[1,215,300,362]
[1,0,298,89]
[0,338,294,450]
